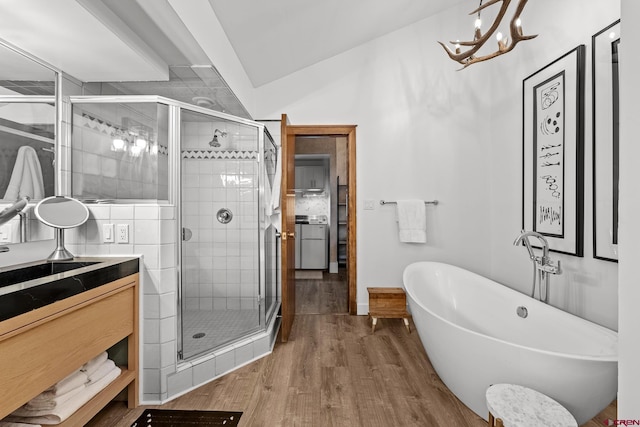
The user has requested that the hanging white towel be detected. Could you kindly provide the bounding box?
[264,167,274,217]
[396,200,427,243]
[3,146,44,201]
[270,147,282,212]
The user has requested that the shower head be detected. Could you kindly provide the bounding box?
[209,135,220,147]
[209,129,227,147]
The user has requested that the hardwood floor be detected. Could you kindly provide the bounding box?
[87,273,616,427]
[296,271,348,315]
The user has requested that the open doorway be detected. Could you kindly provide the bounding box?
[294,136,348,314]
[279,116,356,341]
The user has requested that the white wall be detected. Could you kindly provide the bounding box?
[487,1,619,330]
[256,4,496,313]
[254,1,621,328]
[618,0,640,419]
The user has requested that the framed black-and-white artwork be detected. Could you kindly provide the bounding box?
[593,20,620,262]
[522,45,585,256]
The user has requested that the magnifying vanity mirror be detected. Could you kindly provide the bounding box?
[0,38,58,245]
[34,196,89,261]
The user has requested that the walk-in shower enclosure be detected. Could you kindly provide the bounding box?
[67,96,279,389]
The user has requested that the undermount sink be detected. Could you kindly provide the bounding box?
[0,261,101,289]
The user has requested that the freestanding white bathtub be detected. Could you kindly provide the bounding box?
[403,262,617,425]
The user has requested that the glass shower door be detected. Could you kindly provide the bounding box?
[179,108,262,360]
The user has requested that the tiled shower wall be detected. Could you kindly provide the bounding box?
[181,156,259,311]
[63,203,179,402]
[56,106,274,402]
[181,122,259,311]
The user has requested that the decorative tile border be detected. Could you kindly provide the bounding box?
[182,150,258,160]
[77,113,169,155]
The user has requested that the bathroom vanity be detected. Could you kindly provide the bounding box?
[0,256,139,425]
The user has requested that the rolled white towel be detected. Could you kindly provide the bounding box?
[81,352,108,377]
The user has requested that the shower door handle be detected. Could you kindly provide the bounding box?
[182,227,193,241]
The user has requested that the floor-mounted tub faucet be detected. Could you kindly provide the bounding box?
[513,230,562,303]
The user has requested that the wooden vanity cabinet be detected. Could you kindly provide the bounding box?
[0,273,139,425]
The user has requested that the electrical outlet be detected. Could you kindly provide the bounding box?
[103,223,114,243]
[116,224,129,244]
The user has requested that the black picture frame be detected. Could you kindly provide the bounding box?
[592,20,620,262]
[522,45,585,256]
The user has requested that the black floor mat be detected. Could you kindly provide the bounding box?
[131,409,242,426]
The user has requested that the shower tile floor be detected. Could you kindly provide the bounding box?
[182,309,262,360]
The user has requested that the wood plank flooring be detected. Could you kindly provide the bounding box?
[296,271,348,315]
[87,273,616,427]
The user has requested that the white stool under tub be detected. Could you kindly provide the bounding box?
[486,383,577,427]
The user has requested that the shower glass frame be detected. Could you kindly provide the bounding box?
[66,95,277,362]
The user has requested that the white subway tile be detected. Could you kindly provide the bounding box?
[144,319,160,344]
[161,340,176,368]
[134,220,159,244]
[144,343,160,369]
[88,205,111,220]
[160,316,176,343]
[234,340,254,366]
[137,245,159,270]
[160,292,176,318]
[214,347,234,376]
[144,294,160,319]
[192,357,216,386]
[111,205,134,220]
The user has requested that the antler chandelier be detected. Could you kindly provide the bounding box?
[438,0,537,69]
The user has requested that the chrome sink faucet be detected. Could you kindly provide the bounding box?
[513,230,561,303]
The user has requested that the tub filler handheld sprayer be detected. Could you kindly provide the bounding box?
[513,230,561,303]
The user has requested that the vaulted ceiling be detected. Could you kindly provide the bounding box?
[0,0,466,116]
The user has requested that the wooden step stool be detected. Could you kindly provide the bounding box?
[367,287,411,333]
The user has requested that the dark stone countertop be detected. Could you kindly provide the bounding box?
[0,257,139,322]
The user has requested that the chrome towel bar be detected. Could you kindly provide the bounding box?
[380,199,438,206]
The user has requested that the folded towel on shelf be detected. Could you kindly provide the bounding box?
[6,366,121,425]
[18,386,85,412]
[41,370,88,398]
[3,146,44,201]
[396,200,427,243]
[85,358,116,386]
[81,351,108,377]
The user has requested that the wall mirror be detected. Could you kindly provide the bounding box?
[0,39,58,244]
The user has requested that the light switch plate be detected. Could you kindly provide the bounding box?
[102,223,114,243]
[364,200,375,210]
